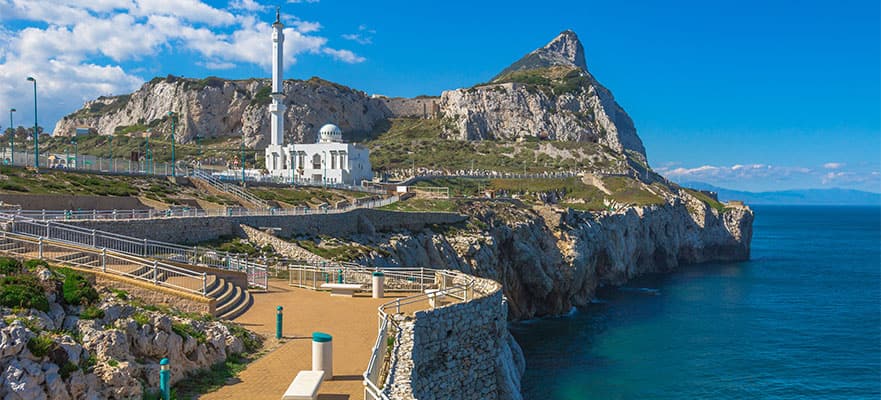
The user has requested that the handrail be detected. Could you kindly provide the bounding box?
[193,170,270,208]
[5,195,400,221]
[0,231,207,296]
[1,213,268,289]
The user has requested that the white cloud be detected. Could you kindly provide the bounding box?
[342,24,375,45]
[229,0,267,11]
[823,162,844,169]
[322,48,365,63]
[0,0,364,133]
[287,0,319,3]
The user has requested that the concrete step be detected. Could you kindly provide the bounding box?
[217,290,252,320]
[214,284,242,316]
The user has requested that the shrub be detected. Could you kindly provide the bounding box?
[0,257,22,275]
[107,359,119,368]
[0,275,49,312]
[226,323,261,353]
[23,259,50,271]
[79,305,104,320]
[172,322,206,344]
[132,312,150,326]
[62,271,99,306]
[59,361,79,379]
[27,334,55,357]
[110,288,129,300]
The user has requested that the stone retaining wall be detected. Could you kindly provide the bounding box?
[383,272,525,400]
[0,194,150,211]
[65,209,467,245]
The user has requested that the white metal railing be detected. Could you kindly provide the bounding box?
[363,316,391,400]
[1,213,268,290]
[0,231,208,295]
[193,169,270,209]
[287,263,434,293]
[6,196,400,222]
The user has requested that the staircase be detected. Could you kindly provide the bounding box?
[192,170,270,210]
[0,230,253,320]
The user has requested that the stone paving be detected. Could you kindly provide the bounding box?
[200,280,411,400]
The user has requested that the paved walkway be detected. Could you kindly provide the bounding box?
[200,280,409,400]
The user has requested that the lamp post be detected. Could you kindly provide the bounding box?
[167,111,176,177]
[26,77,37,168]
[322,150,327,188]
[240,130,245,184]
[8,108,15,165]
[145,131,151,174]
[72,136,78,169]
[108,134,113,172]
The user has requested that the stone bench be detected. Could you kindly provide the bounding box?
[281,370,325,400]
[424,288,446,308]
[320,283,363,297]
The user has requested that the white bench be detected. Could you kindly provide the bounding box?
[281,370,324,400]
[424,289,446,308]
[320,283,363,297]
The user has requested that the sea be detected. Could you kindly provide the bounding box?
[511,205,881,399]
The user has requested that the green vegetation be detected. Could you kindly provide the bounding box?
[251,85,272,106]
[110,288,129,300]
[0,256,22,275]
[684,188,727,213]
[172,322,207,344]
[295,236,388,262]
[379,198,460,213]
[0,274,49,312]
[365,118,619,173]
[107,359,119,368]
[226,323,261,353]
[61,269,99,306]
[27,334,55,357]
[23,259,49,271]
[602,177,665,207]
[132,312,150,326]
[249,186,368,207]
[172,354,252,400]
[79,305,105,320]
[59,361,79,379]
[489,66,590,96]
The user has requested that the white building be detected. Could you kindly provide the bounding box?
[271,124,372,185]
[263,9,373,185]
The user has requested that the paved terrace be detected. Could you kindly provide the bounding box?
[201,280,421,400]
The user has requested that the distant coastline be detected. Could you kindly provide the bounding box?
[680,182,881,206]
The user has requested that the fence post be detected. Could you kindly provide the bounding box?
[101,248,106,272]
[202,273,207,294]
[38,237,43,259]
[91,229,96,247]
[153,260,158,284]
[143,238,148,256]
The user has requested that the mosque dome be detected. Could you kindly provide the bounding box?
[318,124,343,143]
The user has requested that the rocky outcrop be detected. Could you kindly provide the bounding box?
[437,30,646,158]
[54,76,391,147]
[352,197,752,320]
[0,268,257,400]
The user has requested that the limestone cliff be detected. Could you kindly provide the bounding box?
[353,192,752,320]
[54,76,390,147]
[437,30,646,158]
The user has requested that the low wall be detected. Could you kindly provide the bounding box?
[94,274,215,315]
[0,194,150,211]
[65,209,467,245]
[383,272,524,400]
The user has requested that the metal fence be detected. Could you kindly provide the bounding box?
[2,213,268,290]
[0,230,208,295]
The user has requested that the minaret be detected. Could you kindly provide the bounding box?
[270,7,285,147]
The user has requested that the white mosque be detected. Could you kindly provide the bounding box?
[263,9,373,185]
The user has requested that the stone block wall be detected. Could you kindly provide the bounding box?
[382,97,441,119]
[383,272,524,400]
[65,209,467,245]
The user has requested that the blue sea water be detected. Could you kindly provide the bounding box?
[511,206,881,399]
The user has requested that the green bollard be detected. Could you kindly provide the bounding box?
[276,306,283,339]
[338,269,343,284]
[159,358,170,400]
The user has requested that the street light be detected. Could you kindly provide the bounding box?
[145,129,152,174]
[322,150,327,188]
[8,108,15,165]
[240,130,245,184]
[108,134,113,172]
[72,136,78,169]
[167,111,176,177]
[26,77,37,168]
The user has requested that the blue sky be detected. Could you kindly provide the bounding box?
[0,0,878,192]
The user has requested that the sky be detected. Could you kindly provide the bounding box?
[0,0,878,192]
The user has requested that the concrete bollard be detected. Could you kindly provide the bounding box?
[276,306,283,339]
[159,358,170,400]
[311,332,333,381]
[372,271,385,299]
[337,269,343,284]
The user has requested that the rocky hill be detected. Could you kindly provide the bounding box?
[54,76,391,148]
[439,30,645,158]
[55,30,646,165]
